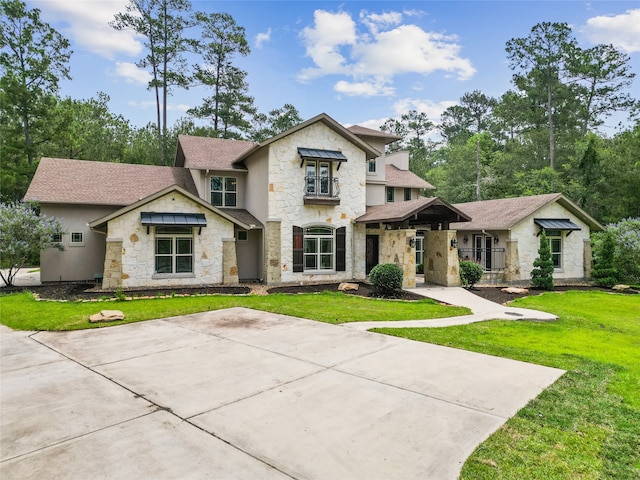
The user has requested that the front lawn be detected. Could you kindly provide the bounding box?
[374,291,640,479]
[0,290,470,331]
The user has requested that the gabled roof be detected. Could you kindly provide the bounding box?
[355,197,470,224]
[347,125,402,143]
[89,185,263,231]
[24,158,198,206]
[175,135,257,171]
[386,165,435,190]
[450,193,604,231]
[253,113,381,161]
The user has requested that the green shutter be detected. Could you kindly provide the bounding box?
[293,226,304,272]
[336,227,346,271]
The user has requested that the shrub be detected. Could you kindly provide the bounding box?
[592,230,618,288]
[369,263,404,296]
[416,263,424,274]
[459,260,484,288]
[531,230,554,290]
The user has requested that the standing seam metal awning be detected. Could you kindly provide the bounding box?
[141,212,207,227]
[298,147,347,168]
[535,218,581,232]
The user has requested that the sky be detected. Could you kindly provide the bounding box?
[27,0,640,136]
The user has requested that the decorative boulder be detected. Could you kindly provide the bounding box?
[338,282,359,292]
[501,287,529,295]
[612,284,631,292]
[89,310,126,323]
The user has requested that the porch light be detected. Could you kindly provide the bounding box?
[408,237,416,248]
[494,236,499,244]
[463,235,468,244]
[450,238,458,248]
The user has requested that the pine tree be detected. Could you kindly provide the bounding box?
[592,231,618,288]
[531,230,554,290]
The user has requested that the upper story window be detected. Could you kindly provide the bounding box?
[368,159,377,174]
[386,187,394,203]
[404,188,412,201]
[211,176,237,207]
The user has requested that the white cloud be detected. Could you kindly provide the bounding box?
[582,8,640,53]
[351,117,391,131]
[255,28,272,49]
[297,9,475,95]
[113,62,152,85]
[392,98,458,124]
[31,0,143,59]
[334,80,395,97]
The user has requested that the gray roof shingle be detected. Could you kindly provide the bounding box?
[176,135,258,170]
[385,165,435,189]
[24,157,198,206]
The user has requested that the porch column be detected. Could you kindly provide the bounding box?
[505,239,521,283]
[583,239,593,279]
[222,238,239,285]
[380,229,416,288]
[264,219,281,285]
[424,230,460,287]
[102,238,123,290]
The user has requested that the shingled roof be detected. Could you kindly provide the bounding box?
[450,193,604,231]
[24,158,198,206]
[385,165,435,190]
[356,197,470,224]
[175,135,257,170]
[347,125,401,143]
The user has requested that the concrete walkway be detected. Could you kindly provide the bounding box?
[342,284,558,330]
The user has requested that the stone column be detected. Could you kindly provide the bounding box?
[380,229,416,288]
[505,240,521,283]
[583,239,593,279]
[264,219,281,285]
[222,238,239,285]
[423,230,460,287]
[102,238,123,290]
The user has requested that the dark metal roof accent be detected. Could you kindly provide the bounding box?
[298,147,347,163]
[534,218,581,231]
[140,212,207,227]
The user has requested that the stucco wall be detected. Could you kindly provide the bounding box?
[40,204,116,282]
[103,191,235,289]
[266,122,368,283]
[510,202,592,281]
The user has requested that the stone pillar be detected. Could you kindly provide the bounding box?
[264,219,281,285]
[222,238,239,285]
[423,230,460,287]
[583,239,593,279]
[380,229,416,288]
[102,238,123,290]
[505,240,521,283]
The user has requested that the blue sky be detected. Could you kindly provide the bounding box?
[28,1,640,135]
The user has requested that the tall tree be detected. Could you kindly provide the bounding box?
[0,0,71,165]
[506,22,577,170]
[111,0,195,165]
[189,12,252,137]
[249,103,302,142]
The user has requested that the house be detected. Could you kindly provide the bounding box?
[25,113,469,290]
[450,193,604,284]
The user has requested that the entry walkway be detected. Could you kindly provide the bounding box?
[342,284,558,330]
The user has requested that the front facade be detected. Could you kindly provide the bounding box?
[25,114,601,290]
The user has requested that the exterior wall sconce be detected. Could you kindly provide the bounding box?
[450,238,458,248]
[463,235,468,244]
[408,237,416,248]
[494,236,499,244]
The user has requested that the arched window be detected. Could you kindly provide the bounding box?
[293,226,346,273]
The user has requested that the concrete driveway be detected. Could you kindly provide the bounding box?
[1,308,564,479]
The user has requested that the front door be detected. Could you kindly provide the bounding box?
[366,235,379,274]
[474,235,493,271]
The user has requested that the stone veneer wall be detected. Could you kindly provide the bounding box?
[379,229,416,288]
[264,219,282,284]
[265,122,368,284]
[102,191,235,289]
[424,230,460,286]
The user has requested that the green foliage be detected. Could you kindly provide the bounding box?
[607,218,640,283]
[531,230,554,289]
[592,230,618,287]
[459,260,484,288]
[416,263,424,274]
[0,201,64,286]
[369,263,404,295]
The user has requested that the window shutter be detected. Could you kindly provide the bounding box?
[293,226,304,272]
[336,226,346,271]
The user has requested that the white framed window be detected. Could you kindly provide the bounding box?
[155,226,193,274]
[415,236,424,266]
[303,226,335,271]
[236,229,248,242]
[368,159,377,174]
[70,232,84,246]
[546,230,563,269]
[404,188,412,201]
[211,176,237,207]
[386,187,394,203]
[305,160,332,196]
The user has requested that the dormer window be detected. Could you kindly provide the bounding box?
[211,176,237,207]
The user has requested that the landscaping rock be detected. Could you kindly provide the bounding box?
[501,287,529,295]
[612,284,631,292]
[89,310,125,323]
[338,282,359,291]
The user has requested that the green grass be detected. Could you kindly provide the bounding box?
[374,291,640,479]
[0,290,470,331]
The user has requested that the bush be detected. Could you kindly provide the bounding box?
[592,230,618,288]
[369,263,404,296]
[416,263,424,274]
[608,218,640,284]
[459,260,484,288]
[531,230,554,290]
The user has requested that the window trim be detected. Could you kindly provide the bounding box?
[154,226,194,276]
[70,232,84,246]
[210,175,237,207]
[293,225,346,273]
[404,188,412,201]
[546,229,563,270]
[236,229,248,242]
[386,187,394,203]
[368,159,377,174]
